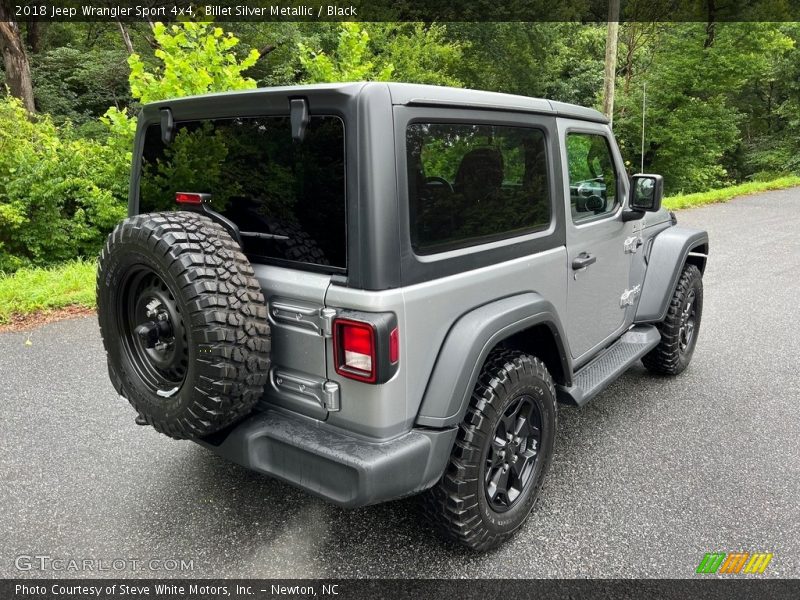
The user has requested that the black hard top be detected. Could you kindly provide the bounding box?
[144,82,609,124]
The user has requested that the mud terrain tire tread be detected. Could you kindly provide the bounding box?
[97,211,271,439]
[421,349,557,551]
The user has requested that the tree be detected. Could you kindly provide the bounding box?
[298,23,394,82]
[602,0,620,124]
[298,22,462,85]
[102,21,261,151]
[127,21,260,104]
[0,0,35,112]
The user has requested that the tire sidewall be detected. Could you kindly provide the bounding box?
[677,267,704,369]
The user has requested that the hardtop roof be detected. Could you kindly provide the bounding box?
[144,82,609,124]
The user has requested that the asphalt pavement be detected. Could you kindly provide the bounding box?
[1,189,799,578]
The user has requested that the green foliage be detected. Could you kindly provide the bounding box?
[0,258,96,323]
[298,23,462,85]
[0,21,269,273]
[365,23,463,86]
[128,22,260,104]
[299,23,394,82]
[0,96,126,271]
[663,176,800,210]
[102,21,261,153]
[614,22,797,193]
[447,23,603,106]
[31,46,132,133]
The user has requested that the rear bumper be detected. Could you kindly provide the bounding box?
[196,408,457,508]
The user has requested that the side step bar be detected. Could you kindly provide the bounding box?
[556,325,661,407]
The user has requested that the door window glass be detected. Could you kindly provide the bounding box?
[566,133,619,222]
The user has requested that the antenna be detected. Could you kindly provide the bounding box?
[640,82,646,173]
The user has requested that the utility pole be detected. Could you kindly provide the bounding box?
[602,0,620,126]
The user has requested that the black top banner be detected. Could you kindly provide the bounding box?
[5,0,800,22]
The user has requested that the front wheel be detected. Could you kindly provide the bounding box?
[421,350,557,551]
[642,263,703,376]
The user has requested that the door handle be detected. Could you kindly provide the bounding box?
[572,252,597,270]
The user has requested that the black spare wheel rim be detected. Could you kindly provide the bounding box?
[119,266,188,397]
[485,394,543,512]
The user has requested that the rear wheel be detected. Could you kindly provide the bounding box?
[421,350,557,551]
[97,211,271,439]
[642,263,703,376]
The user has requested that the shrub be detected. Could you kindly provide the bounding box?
[0,96,127,271]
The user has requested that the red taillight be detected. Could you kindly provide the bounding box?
[389,327,399,364]
[334,319,377,383]
[175,192,203,205]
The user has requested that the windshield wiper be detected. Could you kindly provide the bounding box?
[239,231,290,241]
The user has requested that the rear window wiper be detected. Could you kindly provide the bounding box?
[239,231,290,241]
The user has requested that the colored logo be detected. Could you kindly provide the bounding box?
[696,552,773,574]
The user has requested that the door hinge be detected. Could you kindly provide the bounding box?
[624,236,643,254]
[620,284,642,307]
[270,301,337,338]
[272,368,341,412]
[319,307,337,337]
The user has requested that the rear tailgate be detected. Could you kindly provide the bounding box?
[253,265,335,420]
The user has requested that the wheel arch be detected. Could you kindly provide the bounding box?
[635,226,709,323]
[415,293,572,429]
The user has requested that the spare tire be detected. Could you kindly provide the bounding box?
[263,218,330,266]
[97,211,271,439]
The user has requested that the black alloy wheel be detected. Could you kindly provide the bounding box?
[485,394,543,512]
[422,350,557,551]
[642,263,703,376]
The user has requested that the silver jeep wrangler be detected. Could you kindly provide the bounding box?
[97,83,709,550]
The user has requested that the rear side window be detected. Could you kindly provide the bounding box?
[407,123,550,254]
[138,116,346,270]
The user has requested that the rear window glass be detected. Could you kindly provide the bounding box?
[407,123,551,254]
[138,116,346,270]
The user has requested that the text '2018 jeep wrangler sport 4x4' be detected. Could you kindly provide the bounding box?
[97,83,709,551]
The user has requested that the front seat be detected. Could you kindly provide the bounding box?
[453,147,504,204]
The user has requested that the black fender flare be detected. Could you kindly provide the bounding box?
[415,293,571,428]
[635,226,709,323]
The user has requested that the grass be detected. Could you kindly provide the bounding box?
[663,175,800,210]
[0,258,96,325]
[1,176,798,326]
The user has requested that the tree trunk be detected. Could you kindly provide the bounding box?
[0,2,36,113]
[116,19,134,55]
[602,0,620,126]
[25,20,40,53]
[704,0,717,48]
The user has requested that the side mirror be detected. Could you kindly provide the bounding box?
[630,174,664,211]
